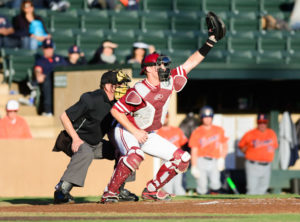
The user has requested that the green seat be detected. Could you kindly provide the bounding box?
[227,50,256,64]
[232,0,260,14]
[115,49,131,64]
[77,30,104,51]
[111,10,140,31]
[170,32,199,51]
[174,0,203,12]
[142,0,174,12]
[105,30,135,50]
[171,12,200,32]
[69,0,84,9]
[260,32,286,52]
[257,51,284,64]
[141,11,170,32]
[204,0,232,13]
[80,10,110,31]
[51,29,75,51]
[2,49,36,88]
[231,12,259,31]
[49,11,79,32]
[262,0,286,14]
[230,36,257,52]
[204,50,226,63]
[136,30,167,51]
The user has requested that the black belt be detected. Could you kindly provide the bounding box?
[204,157,213,160]
[249,160,269,166]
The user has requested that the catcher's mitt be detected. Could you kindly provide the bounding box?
[206,11,226,41]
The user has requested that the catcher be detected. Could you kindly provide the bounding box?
[52,70,138,204]
[100,12,226,203]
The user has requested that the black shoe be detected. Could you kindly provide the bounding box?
[118,187,139,202]
[54,190,75,204]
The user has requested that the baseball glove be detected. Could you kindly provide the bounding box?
[206,11,226,41]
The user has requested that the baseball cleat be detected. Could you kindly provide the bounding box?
[100,191,119,204]
[119,187,139,202]
[141,188,172,201]
[53,190,75,204]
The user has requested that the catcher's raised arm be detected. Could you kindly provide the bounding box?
[182,11,226,74]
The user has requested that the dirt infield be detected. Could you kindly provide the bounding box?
[0,198,300,215]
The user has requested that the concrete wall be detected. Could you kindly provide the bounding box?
[0,139,153,197]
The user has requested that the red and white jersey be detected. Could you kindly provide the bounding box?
[113,65,187,131]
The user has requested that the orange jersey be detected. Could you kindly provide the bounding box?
[189,125,228,158]
[0,115,32,139]
[238,128,278,163]
[156,126,188,148]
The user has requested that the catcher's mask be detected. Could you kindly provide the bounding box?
[114,70,131,100]
[140,52,172,82]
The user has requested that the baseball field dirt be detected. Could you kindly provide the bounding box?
[0,196,300,221]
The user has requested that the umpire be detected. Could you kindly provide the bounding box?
[53,70,138,204]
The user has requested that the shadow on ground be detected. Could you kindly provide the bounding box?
[1,197,96,205]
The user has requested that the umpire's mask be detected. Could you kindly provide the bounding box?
[114,70,131,100]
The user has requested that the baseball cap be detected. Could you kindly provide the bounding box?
[68,45,81,54]
[133,42,148,49]
[257,114,268,123]
[6,100,19,111]
[42,38,54,48]
[100,70,118,86]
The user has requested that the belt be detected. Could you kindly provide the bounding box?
[203,157,213,160]
[249,160,269,166]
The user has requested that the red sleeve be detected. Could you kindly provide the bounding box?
[170,65,187,78]
[112,88,145,114]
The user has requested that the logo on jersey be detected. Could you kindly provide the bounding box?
[154,94,164,100]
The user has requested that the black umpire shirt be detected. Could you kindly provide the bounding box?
[65,89,115,145]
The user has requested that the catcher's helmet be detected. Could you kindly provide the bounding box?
[200,106,214,118]
[140,53,160,75]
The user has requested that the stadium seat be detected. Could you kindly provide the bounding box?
[256,50,284,64]
[135,30,168,51]
[69,0,84,9]
[79,10,110,32]
[105,30,135,50]
[262,0,286,14]
[49,10,79,32]
[174,0,203,12]
[231,0,260,14]
[111,10,140,31]
[141,11,171,32]
[171,12,200,32]
[204,0,232,13]
[35,9,50,30]
[231,12,260,32]
[259,31,286,52]
[227,50,256,64]
[1,49,36,88]
[170,32,199,51]
[229,32,257,52]
[76,30,104,51]
[160,49,193,66]
[51,29,76,51]
[142,0,174,12]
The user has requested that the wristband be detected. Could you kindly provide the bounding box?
[198,43,212,57]
[206,39,216,46]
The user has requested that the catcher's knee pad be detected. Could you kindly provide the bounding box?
[123,147,144,172]
[171,149,190,173]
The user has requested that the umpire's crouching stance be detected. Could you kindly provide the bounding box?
[52,70,138,204]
